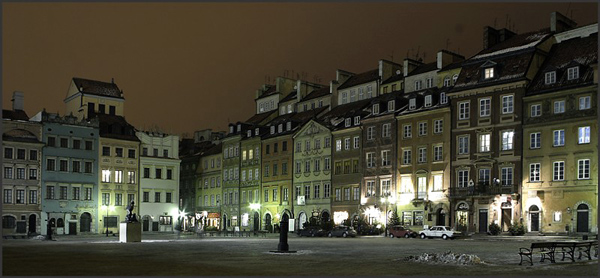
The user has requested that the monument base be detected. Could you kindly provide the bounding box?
[119,222,141,243]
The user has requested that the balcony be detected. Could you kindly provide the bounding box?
[449,184,518,198]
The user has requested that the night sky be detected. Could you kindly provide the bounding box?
[2,2,597,137]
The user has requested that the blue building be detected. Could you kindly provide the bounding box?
[31,111,99,235]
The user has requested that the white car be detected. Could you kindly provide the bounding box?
[418,226,458,240]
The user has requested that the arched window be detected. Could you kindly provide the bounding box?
[577,204,589,210]
[2,216,16,229]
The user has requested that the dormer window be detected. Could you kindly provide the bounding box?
[545,71,556,84]
[424,95,432,107]
[373,104,380,115]
[286,122,291,131]
[281,107,286,115]
[247,130,252,137]
[484,67,494,79]
[278,124,283,133]
[415,80,422,91]
[270,126,275,134]
[345,118,351,127]
[237,124,242,132]
[443,76,451,87]
[409,98,416,110]
[255,128,259,136]
[354,116,360,125]
[229,126,234,134]
[452,74,459,84]
[440,92,448,104]
[388,100,395,111]
[567,66,579,80]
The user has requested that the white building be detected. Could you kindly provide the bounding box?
[137,131,181,232]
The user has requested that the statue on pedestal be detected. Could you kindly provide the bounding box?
[125,200,138,223]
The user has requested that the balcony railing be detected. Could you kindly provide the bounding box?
[449,184,517,197]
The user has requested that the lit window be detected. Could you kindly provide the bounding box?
[529,163,540,182]
[479,134,491,152]
[578,126,590,144]
[484,68,494,79]
[553,130,565,146]
[480,98,491,117]
[102,170,111,183]
[579,96,591,110]
[501,131,514,150]
[578,159,590,180]
[530,104,541,117]
[502,95,513,114]
[554,100,565,114]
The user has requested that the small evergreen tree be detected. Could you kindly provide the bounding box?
[389,210,401,226]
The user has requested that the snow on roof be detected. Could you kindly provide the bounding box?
[472,38,544,60]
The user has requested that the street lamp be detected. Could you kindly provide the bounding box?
[101,205,115,237]
[381,196,396,237]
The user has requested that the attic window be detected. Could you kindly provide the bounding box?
[278,124,283,133]
[443,76,451,87]
[229,126,234,134]
[452,74,459,84]
[237,124,241,132]
[247,130,252,137]
[484,67,494,79]
[270,126,275,134]
[545,71,556,84]
[354,116,360,125]
[409,98,416,110]
[440,92,448,104]
[286,122,291,131]
[255,128,259,136]
[424,95,432,107]
[388,100,395,111]
[373,104,380,115]
[345,118,351,127]
[567,66,579,80]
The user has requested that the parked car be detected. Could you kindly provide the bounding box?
[328,225,357,238]
[297,226,325,237]
[418,226,458,240]
[388,225,417,238]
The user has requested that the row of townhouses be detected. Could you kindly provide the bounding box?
[183,13,597,235]
[3,78,181,236]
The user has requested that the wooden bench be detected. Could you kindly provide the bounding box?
[519,242,556,265]
[555,241,596,262]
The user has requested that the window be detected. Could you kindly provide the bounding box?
[295,161,302,174]
[85,162,93,174]
[443,76,451,87]
[414,80,422,91]
[530,132,541,149]
[47,137,56,147]
[313,184,320,199]
[579,96,591,110]
[382,123,391,137]
[417,177,426,199]
[501,167,513,186]
[59,159,68,172]
[567,66,579,80]
[484,67,494,79]
[457,170,469,187]
[3,189,12,204]
[433,174,442,191]
[335,188,341,201]
[418,122,427,136]
[15,189,24,204]
[554,100,565,114]
[367,126,375,140]
[479,134,491,152]
[16,168,25,179]
[402,149,412,165]
[373,104,380,115]
[366,181,375,197]
[274,143,279,153]
[335,140,341,151]
[440,92,448,104]
[553,161,564,181]
[353,187,359,200]
[283,188,288,201]
[424,95,432,107]
[418,147,427,163]
[47,186,55,199]
[545,71,556,84]
[166,169,172,180]
[102,146,110,156]
[530,163,541,182]
[387,100,396,111]
[367,85,373,98]
[272,164,278,176]
[159,216,172,226]
[458,101,470,120]
[409,98,416,110]
[155,168,162,179]
[502,95,513,114]
[84,188,93,201]
[403,124,412,138]
[578,126,590,144]
[314,139,321,150]
[273,188,278,202]
[353,136,360,149]
[115,193,122,206]
[305,161,310,173]
[578,159,590,180]
[129,149,136,158]
[366,152,375,168]
[4,167,12,179]
[304,185,310,200]
[426,78,433,88]
[59,186,68,200]
[60,138,68,148]
[324,158,331,171]
[531,104,541,117]
[29,190,38,204]
[70,160,80,173]
[324,183,330,198]
[553,130,565,146]
[354,116,360,125]
[314,160,320,172]
[115,147,123,157]
[458,136,469,154]
[480,98,491,117]
[400,176,412,193]
[155,192,161,203]
[102,170,111,183]
[16,149,25,159]
[85,140,93,150]
[143,192,149,202]
[434,119,443,134]
[4,148,13,159]
[345,118,351,127]
[344,138,350,150]
[143,168,150,178]
[433,145,443,161]
[479,169,490,186]
[501,131,514,151]
[381,150,390,166]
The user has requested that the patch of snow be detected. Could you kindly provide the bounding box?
[265,250,315,255]
[472,37,545,60]
[401,250,485,265]
[32,235,46,240]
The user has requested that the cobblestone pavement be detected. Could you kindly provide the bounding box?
[2,233,598,276]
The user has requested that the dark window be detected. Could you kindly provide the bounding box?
[85,140,93,150]
[144,168,150,178]
[73,139,81,149]
[47,159,56,171]
[3,216,16,229]
[266,145,270,154]
[166,193,172,203]
[98,104,106,114]
[167,169,172,180]
[72,161,80,173]
[60,138,68,148]
[282,141,287,151]
[29,150,37,160]
[4,148,13,159]
[84,162,93,173]
[104,216,118,228]
[47,137,56,147]
[115,148,123,157]
[155,169,162,179]
[87,102,95,117]
[128,149,135,158]
[17,149,26,159]
[163,150,168,157]
[109,106,116,115]
[274,143,278,153]
[143,192,149,202]
[102,146,110,156]
[155,192,161,203]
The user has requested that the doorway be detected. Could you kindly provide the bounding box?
[501,202,512,232]
[28,215,36,234]
[529,205,540,232]
[142,216,150,231]
[436,209,446,226]
[576,204,589,233]
[69,222,77,235]
[80,213,91,232]
[253,212,259,231]
[265,214,272,232]
[478,209,488,233]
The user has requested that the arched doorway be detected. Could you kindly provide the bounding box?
[265,214,272,233]
[436,208,446,226]
[321,211,330,223]
[253,212,259,231]
[529,205,540,232]
[56,218,65,234]
[576,204,589,233]
[28,214,37,234]
[3,215,16,232]
[298,212,307,230]
[80,213,91,232]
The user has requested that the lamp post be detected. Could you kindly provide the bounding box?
[381,196,396,237]
[101,205,115,237]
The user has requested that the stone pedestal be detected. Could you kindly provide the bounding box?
[119,222,141,243]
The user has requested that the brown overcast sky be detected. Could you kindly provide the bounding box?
[2,2,598,138]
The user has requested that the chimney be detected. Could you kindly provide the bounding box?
[336,69,353,84]
[403,58,422,77]
[483,26,500,50]
[551,11,577,33]
[379,60,402,81]
[437,50,466,69]
[111,78,114,84]
[12,91,24,111]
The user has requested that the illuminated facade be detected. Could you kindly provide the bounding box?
[196,144,222,230]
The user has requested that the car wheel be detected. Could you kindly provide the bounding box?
[420,233,426,239]
[442,234,448,240]
[311,233,315,237]
[328,232,332,237]
[389,234,395,238]
[343,232,348,238]
[404,233,410,238]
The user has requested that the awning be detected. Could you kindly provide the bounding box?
[207,213,220,218]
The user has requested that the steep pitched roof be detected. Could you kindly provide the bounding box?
[257,85,277,98]
[301,86,330,102]
[245,110,276,125]
[337,69,379,90]
[280,91,297,103]
[472,28,552,59]
[527,33,598,95]
[2,128,41,143]
[72,77,123,99]
[2,109,29,121]
[319,99,371,130]
[381,74,404,85]
[406,62,438,77]
[96,114,139,142]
